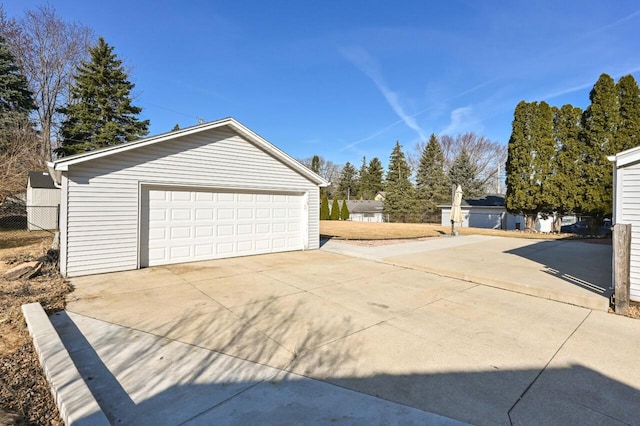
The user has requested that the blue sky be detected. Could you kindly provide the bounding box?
[5,1,640,167]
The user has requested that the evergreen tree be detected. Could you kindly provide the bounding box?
[366,157,385,197]
[448,147,484,199]
[547,104,584,229]
[416,133,449,212]
[357,156,369,199]
[384,141,416,222]
[580,73,619,217]
[57,37,150,156]
[311,155,320,174]
[340,199,350,220]
[320,195,330,220]
[337,161,358,199]
[616,74,640,152]
[505,101,556,228]
[0,36,36,150]
[331,198,340,220]
[506,101,538,225]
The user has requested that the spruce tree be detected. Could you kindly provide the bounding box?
[367,157,385,197]
[357,156,369,199]
[448,147,484,199]
[320,195,330,220]
[384,141,416,222]
[580,73,619,217]
[616,74,640,152]
[416,134,449,212]
[337,161,358,199]
[311,155,321,174]
[0,36,36,150]
[331,198,340,220]
[340,199,350,220]
[57,37,150,156]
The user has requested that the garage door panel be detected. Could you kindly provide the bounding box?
[143,188,304,267]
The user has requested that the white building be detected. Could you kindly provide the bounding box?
[47,118,328,277]
[26,171,60,231]
[609,146,640,302]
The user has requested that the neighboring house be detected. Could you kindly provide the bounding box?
[345,200,384,222]
[47,118,328,277]
[439,194,558,231]
[374,191,386,202]
[609,147,640,302]
[26,171,60,231]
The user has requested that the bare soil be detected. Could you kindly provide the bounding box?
[0,230,69,425]
[320,220,579,241]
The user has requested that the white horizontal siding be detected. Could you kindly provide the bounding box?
[620,163,640,301]
[65,128,319,276]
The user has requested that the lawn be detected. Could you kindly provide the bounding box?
[0,230,68,425]
[320,220,570,240]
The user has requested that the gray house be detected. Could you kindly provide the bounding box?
[609,146,640,302]
[345,200,384,222]
[47,118,328,277]
[440,194,557,231]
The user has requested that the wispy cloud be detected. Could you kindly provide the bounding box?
[340,46,427,142]
[440,106,482,136]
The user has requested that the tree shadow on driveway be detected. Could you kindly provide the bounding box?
[504,239,612,298]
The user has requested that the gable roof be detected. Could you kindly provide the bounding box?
[439,194,506,208]
[27,171,57,189]
[47,117,328,187]
[345,200,384,213]
[608,145,640,168]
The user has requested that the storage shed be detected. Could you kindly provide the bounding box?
[609,147,640,302]
[47,118,328,277]
[345,200,385,222]
[26,171,60,231]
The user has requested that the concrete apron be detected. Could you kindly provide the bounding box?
[321,236,612,311]
[51,247,640,425]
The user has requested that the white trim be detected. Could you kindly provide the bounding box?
[49,118,329,187]
[59,173,68,276]
[609,145,640,169]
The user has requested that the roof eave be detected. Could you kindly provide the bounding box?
[49,117,329,187]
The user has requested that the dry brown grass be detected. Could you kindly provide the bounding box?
[0,230,68,425]
[320,220,570,240]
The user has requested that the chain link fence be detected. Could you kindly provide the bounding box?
[0,202,59,231]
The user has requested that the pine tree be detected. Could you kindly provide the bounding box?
[616,74,640,152]
[448,147,484,199]
[340,199,350,220]
[384,141,416,222]
[331,198,340,220]
[580,73,619,217]
[337,161,358,199]
[416,133,449,212]
[357,156,369,199]
[367,157,385,197]
[311,155,320,174]
[320,195,330,220]
[0,36,36,150]
[57,37,150,156]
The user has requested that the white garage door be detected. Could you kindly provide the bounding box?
[141,188,304,267]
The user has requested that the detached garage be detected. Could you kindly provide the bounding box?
[47,118,328,277]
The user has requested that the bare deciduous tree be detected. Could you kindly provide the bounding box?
[1,5,93,161]
[298,156,342,197]
[410,132,507,194]
[0,117,42,205]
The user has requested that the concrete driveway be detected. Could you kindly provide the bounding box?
[55,237,640,425]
